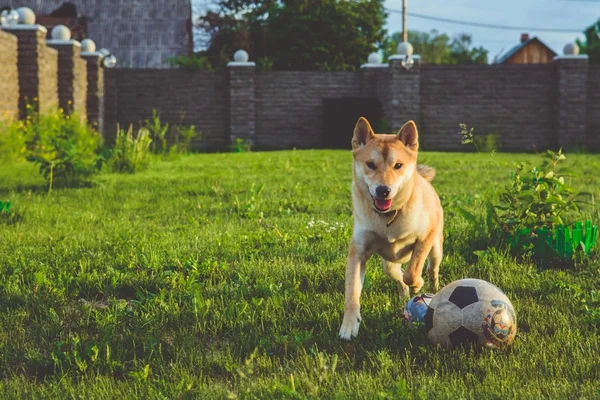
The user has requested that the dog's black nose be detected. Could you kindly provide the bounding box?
[376,185,390,198]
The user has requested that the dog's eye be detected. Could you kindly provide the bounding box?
[366,162,377,170]
[394,163,403,170]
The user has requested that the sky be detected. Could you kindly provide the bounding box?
[192,0,599,62]
[384,0,598,61]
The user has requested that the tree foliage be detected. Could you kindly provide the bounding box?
[382,30,488,65]
[576,19,600,64]
[196,0,387,71]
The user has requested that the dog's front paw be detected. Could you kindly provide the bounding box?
[339,306,361,340]
[404,273,424,295]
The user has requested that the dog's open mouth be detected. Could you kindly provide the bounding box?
[374,198,393,212]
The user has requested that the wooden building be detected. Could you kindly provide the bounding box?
[496,33,557,64]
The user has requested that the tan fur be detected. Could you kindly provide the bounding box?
[339,117,444,340]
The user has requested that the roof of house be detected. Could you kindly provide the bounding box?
[496,36,557,64]
[2,0,192,68]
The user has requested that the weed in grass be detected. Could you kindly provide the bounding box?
[109,125,153,173]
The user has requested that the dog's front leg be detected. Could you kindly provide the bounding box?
[403,233,435,295]
[339,241,370,340]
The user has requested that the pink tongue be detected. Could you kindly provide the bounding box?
[375,198,392,210]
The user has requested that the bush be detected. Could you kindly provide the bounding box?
[494,149,582,238]
[170,124,200,155]
[143,110,200,156]
[493,149,597,262]
[109,125,152,173]
[0,119,27,161]
[230,137,252,153]
[21,111,103,190]
[166,55,215,71]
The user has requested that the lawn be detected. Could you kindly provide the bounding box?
[0,150,599,399]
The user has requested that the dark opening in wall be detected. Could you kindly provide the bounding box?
[322,97,383,149]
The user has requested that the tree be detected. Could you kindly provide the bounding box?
[196,0,387,71]
[448,34,488,65]
[576,19,600,64]
[382,30,488,65]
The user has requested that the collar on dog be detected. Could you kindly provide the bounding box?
[376,208,399,227]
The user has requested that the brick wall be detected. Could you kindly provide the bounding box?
[38,45,59,115]
[82,54,104,133]
[47,43,88,123]
[420,65,557,151]
[73,55,88,123]
[229,65,256,145]
[389,60,420,132]
[0,31,19,121]
[255,71,361,149]
[104,69,228,150]
[556,58,588,149]
[587,65,600,151]
[2,38,595,153]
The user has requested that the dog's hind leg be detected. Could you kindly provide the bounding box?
[382,258,410,299]
[427,233,443,293]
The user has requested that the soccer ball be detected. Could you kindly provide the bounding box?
[424,279,516,349]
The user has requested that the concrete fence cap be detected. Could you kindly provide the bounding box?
[16,7,35,25]
[51,24,71,40]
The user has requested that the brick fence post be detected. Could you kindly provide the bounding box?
[81,52,105,134]
[47,39,87,123]
[360,59,388,130]
[228,59,256,148]
[3,25,58,117]
[555,54,589,150]
[0,30,19,121]
[387,55,421,132]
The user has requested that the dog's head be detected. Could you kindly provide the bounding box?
[351,117,419,213]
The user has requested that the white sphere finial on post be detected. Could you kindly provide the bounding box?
[16,7,35,25]
[563,42,580,56]
[1,9,20,26]
[367,52,382,65]
[397,41,414,57]
[51,24,71,40]
[81,38,97,53]
[233,49,249,62]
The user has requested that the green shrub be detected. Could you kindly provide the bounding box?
[230,137,252,153]
[109,125,152,173]
[493,149,596,261]
[457,123,597,263]
[143,110,200,156]
[0,200,22,225]
[256,57,274,72]
[144,109,169,155]
[0,119,27,161]
[24,111,103,190]
[170,124,200,155]
[166,55,215,71]
[494,149,582,238]
[458,123,500,153]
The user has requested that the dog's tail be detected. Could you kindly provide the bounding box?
[417,164,435,182]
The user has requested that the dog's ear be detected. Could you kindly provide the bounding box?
[352,117,375,149]
[396,120,419,151]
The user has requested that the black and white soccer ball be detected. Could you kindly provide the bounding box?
[424,279,517,349]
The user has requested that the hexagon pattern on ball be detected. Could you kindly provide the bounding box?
[425,279,516,349]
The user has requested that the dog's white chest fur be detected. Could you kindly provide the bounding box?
[353,209,422,264]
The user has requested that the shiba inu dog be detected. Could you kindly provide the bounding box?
[339,117,443,340]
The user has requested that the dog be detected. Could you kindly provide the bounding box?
[339,117,443,340]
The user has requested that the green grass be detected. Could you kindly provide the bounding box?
[0,151,599,399]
